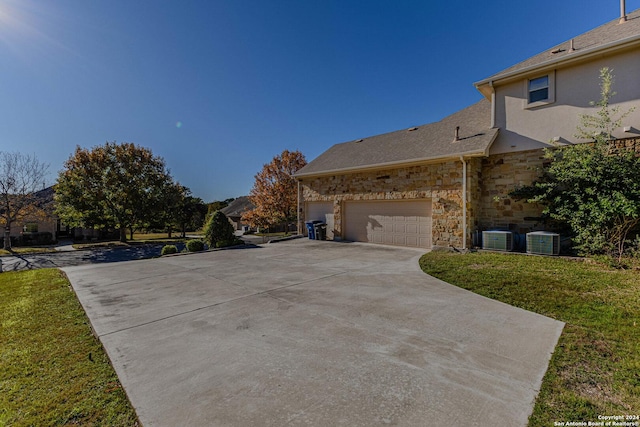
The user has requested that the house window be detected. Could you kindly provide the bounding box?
[524,71,555,108]
[23,222,38,233]
[528,76,549,103]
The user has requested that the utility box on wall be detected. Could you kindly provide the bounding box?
[482,230,514,251]
[526,231,560,256]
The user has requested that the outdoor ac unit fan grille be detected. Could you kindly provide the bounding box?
[526,232,560,255]
[482,231,514,251]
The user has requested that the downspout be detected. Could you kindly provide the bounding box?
[460,156,467,250]
[489,81,496,128]
[297,180,301,235]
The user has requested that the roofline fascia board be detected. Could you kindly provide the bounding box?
[474,34,640,89]
[294,149,490,179]
[477,80,493,100]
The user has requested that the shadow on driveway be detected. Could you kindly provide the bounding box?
[1,242,263,272]
[0,244,181,272]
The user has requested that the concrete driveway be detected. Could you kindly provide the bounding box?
[62,239,564,427]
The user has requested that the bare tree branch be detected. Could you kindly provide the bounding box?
[0,152,49,250]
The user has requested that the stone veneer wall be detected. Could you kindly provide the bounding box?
[479,148,547,234]
[467,157,482,240]
[301,160,479,248]
[301,139,640,249]
[479,138,640,235]
[609,136,640,154]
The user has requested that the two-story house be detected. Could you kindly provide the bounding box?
[295,7,640,250]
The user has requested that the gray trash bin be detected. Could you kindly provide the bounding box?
[314,223,327,240]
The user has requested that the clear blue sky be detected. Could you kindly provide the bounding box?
[1,0,635,202]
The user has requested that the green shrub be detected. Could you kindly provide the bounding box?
[510,68,640,262]
[203,211,235,248]
[17,232,54,246]
[214,237,244,248]
[186,239,205,252]
[161,245,178,256]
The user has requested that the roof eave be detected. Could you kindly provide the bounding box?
[474,34,640,89]
[476,82,494,100]
[294,146,495,179]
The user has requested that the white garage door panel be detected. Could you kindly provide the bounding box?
[344,201,431,248]
[306,202,334,240]
[405,223,418,233]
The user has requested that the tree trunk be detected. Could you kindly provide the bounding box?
[3,229,11,250]
[129,228,134,241]
[167,227,173,239]
[119,228,127,242]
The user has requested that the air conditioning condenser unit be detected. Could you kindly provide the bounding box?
[482,230,514,251]
[526,231,560,255]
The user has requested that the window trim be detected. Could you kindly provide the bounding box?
[523,71,555,108]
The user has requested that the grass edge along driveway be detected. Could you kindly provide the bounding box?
[419,251,640,427]
[0,269,138,426]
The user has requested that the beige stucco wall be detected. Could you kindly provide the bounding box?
[8,219,96,241]
[300,159,480,248]
[8,218,57,238]
[491,48,640,155]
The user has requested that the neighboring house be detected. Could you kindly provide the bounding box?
[295,7,640,250]
[3,186,60,244]
[5,186,106,244]
[220,196,255,230]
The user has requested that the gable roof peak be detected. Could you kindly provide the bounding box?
[475,7,640,91]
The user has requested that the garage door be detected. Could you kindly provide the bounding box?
[344,201,431,248]
[306,202,334,240]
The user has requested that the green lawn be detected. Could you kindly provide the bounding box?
[419,251,640,426]
[0,269,138,426]
[72,233,189,250]
[0,247,58,256]
[254,231,292,237]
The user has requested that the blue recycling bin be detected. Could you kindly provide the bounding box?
[305,220,322,240]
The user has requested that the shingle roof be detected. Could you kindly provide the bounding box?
[0,186,55,217]
[476,8,640,86]
[220,196,254,218]
[31,186,55,211]
[295,99,496,177]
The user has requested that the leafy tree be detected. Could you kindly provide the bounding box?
[56,142,173,242]
[511,68,639,261]
[173,189,207,238]
[150,181,185,238]
[148,183,206,238]
[206,198,234,219]
[203,210,235,248]
[0,152,49,250]
[242,149,306,232]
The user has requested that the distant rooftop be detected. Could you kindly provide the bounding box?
[220,196,254,217]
